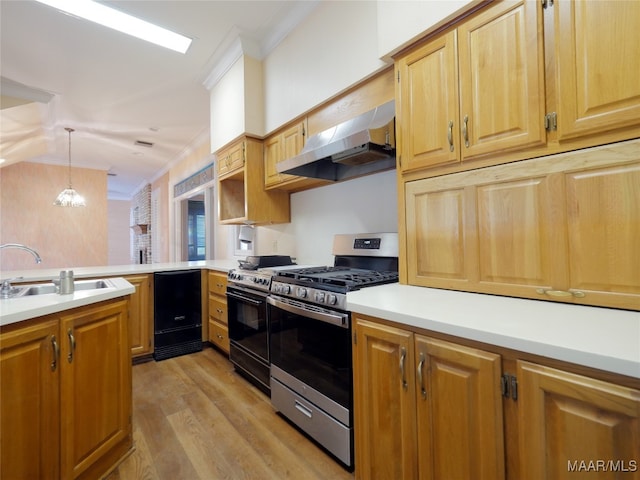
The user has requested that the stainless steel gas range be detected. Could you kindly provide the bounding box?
[267,233,398,469]
[226,255,297,395]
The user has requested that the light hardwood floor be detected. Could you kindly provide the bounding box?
[106,347,355,480]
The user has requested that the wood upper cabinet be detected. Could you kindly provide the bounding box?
[353,316,504,480]
[553,0,640,142]
[208,270,229,354]
[217,136,291,225]
[265,120,306,187]
[1,318,60,480]
[517,361,640,480]
[216,140,245,178]
[396,0,545,173]
[404,140,640,310]
[396,30,460,171]
[59,300,132,480]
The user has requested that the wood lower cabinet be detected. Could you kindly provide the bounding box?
[121,274,151,358]
[0,298,132,480]
[353,316,504,480]
[59,300,132,479]
[403,140,640,310]
[517,361,640,480]
[1,318,60,479]
[208,270,229,354]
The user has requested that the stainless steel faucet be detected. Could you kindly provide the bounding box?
[0,243,42,264]
[0,244,43,298]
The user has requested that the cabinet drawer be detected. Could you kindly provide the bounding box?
[209,320,229,354]
[208,271,227,296]
[208,296,227,323]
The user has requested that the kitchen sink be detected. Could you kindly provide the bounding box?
[13,279,115,297]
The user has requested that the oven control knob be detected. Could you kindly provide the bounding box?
[327,294,338,306]
[282,285,291,295]
[314,292,325,303]
[296,287,308,298]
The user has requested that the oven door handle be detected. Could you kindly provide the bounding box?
[267,296,349,329]
[227,290,265,306]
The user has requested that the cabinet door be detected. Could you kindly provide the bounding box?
[124,274,151,357]
[264,134,282,187]
[563,162,640,309]
[517,361,640,480]
[458,0,546,160]
[60,300,132,480]
[405,181,476,289]
[1,319,60,479]
[397,30,460,172]
[353,318,417,480]
[217,140,245,178]
[415,336,505,480]
[555,0,640,141]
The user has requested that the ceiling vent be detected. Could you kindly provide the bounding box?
[134,140,154,148]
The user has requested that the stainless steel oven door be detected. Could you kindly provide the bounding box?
[267,295,352,419]
[227,285,270,392]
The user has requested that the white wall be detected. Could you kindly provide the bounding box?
[376,0,475,59]
[262,0,388,132]
[107,199,131,265]
[209,57,246,152]
[254,170,398,265]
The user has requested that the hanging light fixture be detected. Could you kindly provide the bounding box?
[54,127,86,207]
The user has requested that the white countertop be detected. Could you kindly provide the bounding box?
[0,277,136,326]
[347,283,640,379]
[0,259,238,283]
[0,260,238,327]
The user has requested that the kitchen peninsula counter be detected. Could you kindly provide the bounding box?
[347,283,640,379]
[0,260,238,326]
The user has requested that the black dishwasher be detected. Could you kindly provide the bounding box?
[153,270,202,361]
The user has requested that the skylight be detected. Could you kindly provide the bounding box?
[35,0,192,54]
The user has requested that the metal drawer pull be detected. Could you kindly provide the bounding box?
[536,288,585,298]
[417,352,426,399]
[447,121,454,151]
[400,347,408,390]
[462,115,469,148]
[67,329,75,363]
[295,400,313,418]
[51,335,59,371]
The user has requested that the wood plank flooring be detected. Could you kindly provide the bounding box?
[106,347,355,480]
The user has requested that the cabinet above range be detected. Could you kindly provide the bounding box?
[216,136,290,225]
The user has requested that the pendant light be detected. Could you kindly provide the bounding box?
[54,127,86,207]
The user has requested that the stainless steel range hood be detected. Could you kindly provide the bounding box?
[276,100,396,182]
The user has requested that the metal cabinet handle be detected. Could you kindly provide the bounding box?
[536,288,585,298]
[447,120,454,152]
[417,352,426,399]
[462,115,469,148]
[51,335,59,371]
[67,329,75,363]
[400,347,408,390]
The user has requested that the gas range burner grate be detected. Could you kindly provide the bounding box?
[276,266,398,290]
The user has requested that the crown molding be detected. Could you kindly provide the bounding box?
[201,0,320,91]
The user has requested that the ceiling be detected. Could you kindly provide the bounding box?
[0,0,318,199]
